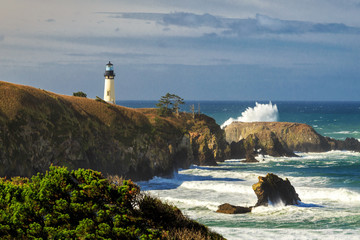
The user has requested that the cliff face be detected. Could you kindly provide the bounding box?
[225,121,360,159]
[187,114,230,166]
[0,81,228,180]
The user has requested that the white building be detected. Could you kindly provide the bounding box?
[103,61,115,104]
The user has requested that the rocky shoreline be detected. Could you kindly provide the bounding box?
[225,121,360,162]
[1,81,360,181]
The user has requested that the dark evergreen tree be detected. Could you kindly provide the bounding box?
[156,93,185,116]
[73,91,87,98]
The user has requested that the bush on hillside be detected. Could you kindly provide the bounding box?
[0,166,224,240]
[73,91,87,98]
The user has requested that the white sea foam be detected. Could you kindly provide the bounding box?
[212,227,360,240]
[180,181,254,195]
[297,187,360,205]
[333,131,360,134]
[293,150,360,161]
[221,102,279,128]
[159,196,221,212]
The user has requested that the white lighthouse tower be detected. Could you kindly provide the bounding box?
[103,61,116,104]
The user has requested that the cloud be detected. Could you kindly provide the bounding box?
[0,35,4,42]
[162,12,224,28]
[103,11,360,36]
[107,12,163,21]
[45,18,56,23]
[65,51,157,59]
[236,14,360,35]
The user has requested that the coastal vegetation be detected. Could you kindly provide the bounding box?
[155,93,185,116]
[73,91,87,98]
[0,166,224,239]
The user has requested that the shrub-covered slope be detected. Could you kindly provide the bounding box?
[0,166,224,239]
[0,81,229,180]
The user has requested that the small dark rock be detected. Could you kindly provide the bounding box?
[242,153,259,163]
[216,203,252,214]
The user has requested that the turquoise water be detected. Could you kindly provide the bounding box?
[121,101,360,240]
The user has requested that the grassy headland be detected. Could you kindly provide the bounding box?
[0,81,229,180]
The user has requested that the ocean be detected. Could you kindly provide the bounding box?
[120,101,360,240]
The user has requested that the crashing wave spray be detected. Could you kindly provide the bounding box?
[221,102,279,129]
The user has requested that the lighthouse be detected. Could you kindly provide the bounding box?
[103,61,116,104]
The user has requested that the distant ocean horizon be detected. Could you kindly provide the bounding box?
[120,100,360,240]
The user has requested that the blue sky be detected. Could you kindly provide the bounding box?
[1,0,360,100]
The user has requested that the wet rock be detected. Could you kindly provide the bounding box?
[217,173,301,214]
[252,173,301,207]
[216,203,252,214]
[242,153,259,163]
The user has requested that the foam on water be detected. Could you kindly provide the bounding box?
[297,187,360,205]
[333,131,360,134]
[161,196,222,212]
[212,227,360,240]
[180,181,253,194]
[221,102,278,128]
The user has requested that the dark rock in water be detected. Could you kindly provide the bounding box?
[242,153,259,163]
[339,137,360,151]
[252,173,301,207]
[216,203,252,214]
[217,173,301,214]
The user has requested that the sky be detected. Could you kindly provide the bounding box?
[1,0,360,101]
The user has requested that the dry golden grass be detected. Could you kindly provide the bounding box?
[0,81,150,128]
[0,81,53,119]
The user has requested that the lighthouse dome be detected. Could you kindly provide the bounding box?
[104,61,115,77]
[105,61,114,71]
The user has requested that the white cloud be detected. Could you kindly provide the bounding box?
[118,12,360,36]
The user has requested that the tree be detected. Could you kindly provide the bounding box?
[156,93,173,116]
[73,91,87,98]
[172,95,184,117]
[156,93,185,116]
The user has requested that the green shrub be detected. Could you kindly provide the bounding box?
[73,91,87,98]
[0,166,154,239]
[0,166,224,239]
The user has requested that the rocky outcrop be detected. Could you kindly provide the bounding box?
[0,81,228,180]
[217,173,300,214]
[225,121,360,158]
[216,203,252,214]
[252,173,301,206]
[216,173,301,214]
[188,114,230,166]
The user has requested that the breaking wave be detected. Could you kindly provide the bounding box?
[221,102,279,128]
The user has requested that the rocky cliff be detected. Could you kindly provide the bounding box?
[225,121,360,159]
[0,81,229,180]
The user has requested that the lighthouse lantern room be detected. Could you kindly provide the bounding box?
[103,61,116,104]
